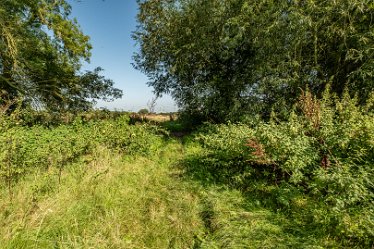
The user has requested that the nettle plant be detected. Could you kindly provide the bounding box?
[247,88,374,243]
[250,88,374,196]
[195,87,374,243]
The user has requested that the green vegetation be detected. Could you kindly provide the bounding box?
[1,89,373,248]
[134,0,374,122]
[138,108,150,115]
[190,89,374,247]
[1,0,373,248]
[0,0,122,111]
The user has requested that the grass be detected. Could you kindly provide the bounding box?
[0,128,363,248]
[179,142,347,249]
[1,142,203,248]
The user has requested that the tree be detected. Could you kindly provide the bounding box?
[0,0,122,111]
[147,96,157,113]
[134,0,255,122]
[247,0,374,114]
[134,0,374,122]
[138,108,149,115]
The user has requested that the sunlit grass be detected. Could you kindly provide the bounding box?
[0,144,203,248]
[0,133,362,248]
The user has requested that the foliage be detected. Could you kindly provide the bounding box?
[95,116,164,157]
[134,0,374,121]
[0,114,351,248]
[0,106,372,247]
[0,112,165,197]
[17,109,127,127]
[138,108,149,115]
[134,0,255,122]
[0,0,122,111]
[193,89,374,246]
[193,123,255,184]
[58,67,123,111]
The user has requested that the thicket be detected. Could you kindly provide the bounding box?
[193,89,374,246]
[0,111,165,198]
[18,109,128,126]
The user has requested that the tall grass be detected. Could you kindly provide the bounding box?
[0,94,372,248]
[0,144,204,248]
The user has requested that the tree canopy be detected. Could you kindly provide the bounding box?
[134,0,374,122]
[0,0,122,111]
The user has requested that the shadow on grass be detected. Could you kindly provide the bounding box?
[177,152,353,249]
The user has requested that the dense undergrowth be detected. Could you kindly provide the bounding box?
[191,89,374,247]
[0,90,373,248]
[0,113,165,196]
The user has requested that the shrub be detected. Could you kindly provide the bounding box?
[193,88,374,245]
[95,116,164,156]
[0,113,164,194]
[138,108,149,115]
[192,123,255,185]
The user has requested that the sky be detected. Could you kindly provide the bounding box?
[68,0,177,113]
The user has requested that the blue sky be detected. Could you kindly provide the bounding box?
[68,0,177,112]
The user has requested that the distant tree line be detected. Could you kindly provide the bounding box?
[134,0,374,122]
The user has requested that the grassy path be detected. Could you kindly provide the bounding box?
[0,136,345,248]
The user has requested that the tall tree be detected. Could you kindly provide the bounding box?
[0,0,122,110]
[249,0,374,113]
[134,0,256,122]
[134,0,374,121]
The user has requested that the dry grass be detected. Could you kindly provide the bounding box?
[145,114,177,123]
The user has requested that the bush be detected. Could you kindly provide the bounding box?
[191,123,255,185]
[193,89,374,245]
[94,116,164,156]
[138,108,149,115]
[0,113,165,195]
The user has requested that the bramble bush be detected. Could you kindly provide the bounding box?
[0,111,165,196]
[92,115,164,157]
[194,88,374,246]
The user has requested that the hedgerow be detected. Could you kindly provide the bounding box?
[0,112,165,196]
